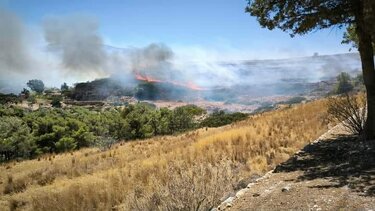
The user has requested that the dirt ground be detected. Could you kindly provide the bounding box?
[226,125,375,210]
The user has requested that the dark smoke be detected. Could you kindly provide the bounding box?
[43,15,107,75]
[130,43,177,80]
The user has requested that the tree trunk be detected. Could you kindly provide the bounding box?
[355,0,375,140]
[364,0,375,37]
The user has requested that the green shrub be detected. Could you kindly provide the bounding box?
[335,72,354,94]
[200,110,248,127]
[55,137,77,152]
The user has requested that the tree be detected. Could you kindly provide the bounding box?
[60,82,69,92]
[335,72,354,94]
[27,79,45,94]
[247,0,375,140]
[0,117,35,161]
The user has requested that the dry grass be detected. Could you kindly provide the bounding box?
[0,99,330,210]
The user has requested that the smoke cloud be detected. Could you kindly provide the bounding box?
[0,7,362,98]
[43,15,107,76]
[0,8,30,73]
[129,43,181,80]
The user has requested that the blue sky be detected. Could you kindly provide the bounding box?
[1,0,352,60]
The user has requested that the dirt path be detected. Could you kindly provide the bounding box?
[220,124,375,210]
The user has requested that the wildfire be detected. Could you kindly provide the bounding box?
[134,72,206,91]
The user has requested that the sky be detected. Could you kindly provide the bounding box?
[0,0,352,60]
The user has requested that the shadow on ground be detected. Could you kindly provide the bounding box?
[274,135,375,196]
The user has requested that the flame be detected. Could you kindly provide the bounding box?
[135,73,163,83]
[135,72,205,91]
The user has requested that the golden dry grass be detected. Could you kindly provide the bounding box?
[0,99,330,210]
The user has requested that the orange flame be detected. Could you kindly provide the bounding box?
[135,72,205,91]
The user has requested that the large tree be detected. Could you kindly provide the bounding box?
[27,79,45,94]
[247,0,375,140]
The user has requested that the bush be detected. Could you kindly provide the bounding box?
[327,93,367,136]
[0,93,21,105]
[0,116,35,161]
[335,72,354,94]
[51,97,62,108]
[55,137,77,152]
[200,110,248,127]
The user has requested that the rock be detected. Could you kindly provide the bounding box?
[218,197,235,210]
[220,192,235,202]
[235,189,248,198]
[247,182,255,189]
[282,185,291,192]
[253,193,260,197]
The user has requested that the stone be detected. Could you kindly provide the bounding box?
[282,185,291,192]
[218,197,235,210]
[235,189,248,198]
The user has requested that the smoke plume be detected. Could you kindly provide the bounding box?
[129,43,177,79]
[43,15,107,76]
[0,8,30,73]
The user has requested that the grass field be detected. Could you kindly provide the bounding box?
[0,99,331,210]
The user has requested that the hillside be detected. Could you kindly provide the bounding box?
[0,99,330,210]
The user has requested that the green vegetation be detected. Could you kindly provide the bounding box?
[0,93,21,104]
[330,72,364,95]
[0,103,247,162]
[335,72,354,94]
[200,110,248,127]
[50,96,62,108]
[27,79,45,94]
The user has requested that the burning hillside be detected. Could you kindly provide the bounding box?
[66,52,362,110]
[134,72,206,91]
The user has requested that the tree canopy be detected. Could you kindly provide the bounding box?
[27,79,45,94]
[246,0,354,36]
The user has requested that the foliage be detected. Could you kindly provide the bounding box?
[0,116,35,161]
[246,0,354,36]
[200,110,248,127]
[0,103,225,161]
[342,24,375,51]
[50,96,62,108]
[27,79,45,94]
[335,72,354,94]
[327,93,367,136]
[0,93,20,105]
[354,73,364,87]
[27,95,37,105]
